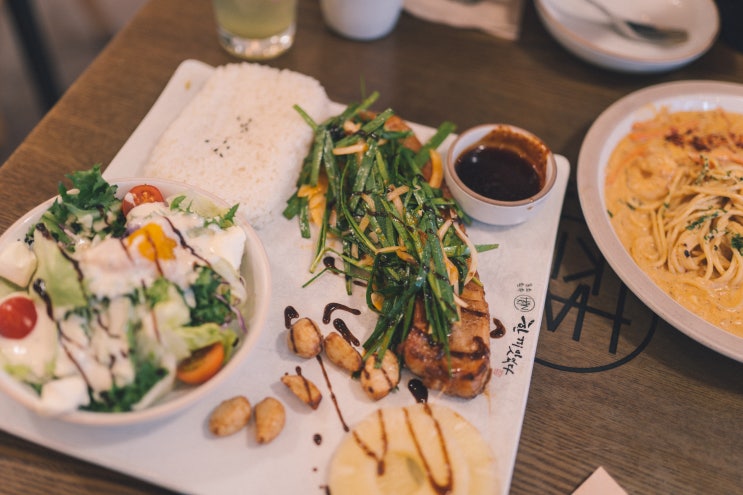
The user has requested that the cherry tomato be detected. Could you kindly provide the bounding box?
[176,342,225,385]
[122,184,165,216]
[0,295,37,340]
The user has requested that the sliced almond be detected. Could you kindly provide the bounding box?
[254,397,286,444]
[281,373,322,409]
[208,396,251,437]
[287,317,323,358]
[324,332,362,373]
[360,351,400,401]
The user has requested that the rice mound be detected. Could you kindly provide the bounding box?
[143,62,331,229]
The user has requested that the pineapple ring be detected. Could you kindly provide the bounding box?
[328,403,498,495]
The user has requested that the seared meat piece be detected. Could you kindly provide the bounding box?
[398,280,492,399]
[386,113,492,398]
[360,111,493,399]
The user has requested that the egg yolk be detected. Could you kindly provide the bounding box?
[127,223,177,261]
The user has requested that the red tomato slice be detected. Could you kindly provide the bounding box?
[0,296,38,339]
[176,342,225,385]
[122,184,165,216]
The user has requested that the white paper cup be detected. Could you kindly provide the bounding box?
[320,0,403,41]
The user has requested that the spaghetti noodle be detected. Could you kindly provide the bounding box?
[605,107,743,336]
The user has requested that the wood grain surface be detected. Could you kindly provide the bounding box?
[0,0,741,494]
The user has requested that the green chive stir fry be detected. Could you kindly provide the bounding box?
[284,92,497,360]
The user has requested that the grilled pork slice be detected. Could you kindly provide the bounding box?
[371,112,493,398]
[398,280,492,399]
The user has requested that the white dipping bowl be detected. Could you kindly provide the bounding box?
[0,177,271,426]
[444,124,557,226]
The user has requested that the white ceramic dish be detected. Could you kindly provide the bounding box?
[535,0,719,73]
[578,80,743,362]
[0,59,570,494]
[445,124,558,226]
[0,177,272,426]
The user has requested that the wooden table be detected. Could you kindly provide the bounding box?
[1,0,741,493]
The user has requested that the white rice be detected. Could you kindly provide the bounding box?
[143,62,331,229]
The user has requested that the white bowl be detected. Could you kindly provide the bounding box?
[0,177,271,426]
[444,124,557,226]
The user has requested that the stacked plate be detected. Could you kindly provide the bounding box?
[535,0,720,73]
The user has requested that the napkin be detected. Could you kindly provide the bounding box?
[573,467,628,495]
[403,0,526,40]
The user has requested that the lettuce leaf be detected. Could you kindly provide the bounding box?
[29,165,125,250]
[190,266,233,325]
[173,323,238,358]
[81,358,168,413]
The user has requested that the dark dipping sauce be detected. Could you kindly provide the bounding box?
[454,127,549,202]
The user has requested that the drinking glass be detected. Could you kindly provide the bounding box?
[212,0,297,60]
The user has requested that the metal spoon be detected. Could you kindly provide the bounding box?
[584,0,689,44]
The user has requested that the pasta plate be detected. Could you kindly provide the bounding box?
[578,80,743,362]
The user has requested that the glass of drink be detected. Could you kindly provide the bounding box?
[212,0,297,60]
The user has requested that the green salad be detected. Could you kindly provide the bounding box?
[0,166,248,414]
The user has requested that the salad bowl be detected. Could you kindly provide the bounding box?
[0,175,271,426]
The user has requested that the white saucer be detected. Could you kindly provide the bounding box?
[535,0,719,73]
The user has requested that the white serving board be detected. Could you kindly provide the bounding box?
[0,59,569,494]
